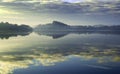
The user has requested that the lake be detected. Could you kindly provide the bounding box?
[0,32,120,74]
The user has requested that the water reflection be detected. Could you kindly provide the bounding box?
[35,31,120,39]
[0,45,120,74]
[0,32,31,39]
[0,31,120,39]
[0,32,120,74]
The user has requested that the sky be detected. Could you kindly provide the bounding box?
[0,0,120,26]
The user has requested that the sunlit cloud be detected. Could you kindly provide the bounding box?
[0,6,20,15]
[0,9,20,15]
[1,0,15,2]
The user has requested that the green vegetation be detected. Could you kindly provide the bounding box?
[0,22,33,39]
[0,22,33,33]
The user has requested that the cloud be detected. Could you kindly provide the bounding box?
[0,0,15,2]
[0,0,120,3]
[86,65,111,70]
[0,0,120,15]
[0,8,20,15]
[0,0,61,3]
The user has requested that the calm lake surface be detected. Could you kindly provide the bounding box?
[0,32,120,74]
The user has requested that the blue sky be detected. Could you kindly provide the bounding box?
[0,0,120,26]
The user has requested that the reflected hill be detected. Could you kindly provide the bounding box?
[35,30,120,39]
[35,31,69,39]
[34,21,120,39]
[0,22,33,39]
[0,32,31,39]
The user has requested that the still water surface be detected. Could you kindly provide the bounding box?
[0,32,120,74]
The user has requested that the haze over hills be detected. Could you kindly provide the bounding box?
[34,21,70,32]
[35,21,120,31]
[34,21,120,39]
[0,21,120,39]
[1,21,120,32]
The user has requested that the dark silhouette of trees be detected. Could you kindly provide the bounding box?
[0,22,33,39]
[0,22,33,32]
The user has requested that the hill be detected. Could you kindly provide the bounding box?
[34,21,70,32]
[34,21,120,32]
[0,22,33,33]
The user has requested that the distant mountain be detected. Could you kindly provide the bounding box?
[34,21,70,32]
[52,21,69,27]
[35,21,120,32]
[34,21,120,39]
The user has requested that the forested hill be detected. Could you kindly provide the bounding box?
[0,22,33,33]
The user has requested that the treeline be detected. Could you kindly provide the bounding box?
[71,25,120,31]
[0,22,33,33]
